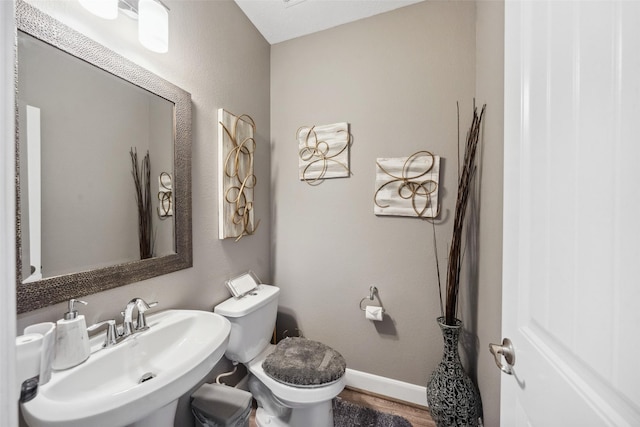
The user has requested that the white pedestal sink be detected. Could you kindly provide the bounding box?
[21,310,231,427]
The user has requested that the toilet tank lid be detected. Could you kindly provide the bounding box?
[214,284,280,317]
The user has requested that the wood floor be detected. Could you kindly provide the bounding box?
[338,388,436,427]
[249,386,436,427]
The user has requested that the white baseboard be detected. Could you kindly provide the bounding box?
[344,368,428,407]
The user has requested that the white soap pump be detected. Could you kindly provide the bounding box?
[52,299,91,370]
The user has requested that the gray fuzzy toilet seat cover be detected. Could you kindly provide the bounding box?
[263,337,346,387]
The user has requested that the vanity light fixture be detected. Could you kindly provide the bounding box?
[137,0,169,53]
[79,0,170,53]
[79,0,118,20]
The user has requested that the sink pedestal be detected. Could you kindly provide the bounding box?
[127,400,178,427]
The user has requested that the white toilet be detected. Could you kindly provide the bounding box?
[214,283,346,427]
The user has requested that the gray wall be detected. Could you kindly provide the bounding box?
[16,0,271,424]
[270,0,503,423]
[14,0,505,425]
[474,1,504,425]
[270,0,474,388]
[17,0,271,323]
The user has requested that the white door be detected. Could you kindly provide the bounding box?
[499,0,640,425]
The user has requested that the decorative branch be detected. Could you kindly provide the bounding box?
[440,103,486,326]
[130,148,153,259]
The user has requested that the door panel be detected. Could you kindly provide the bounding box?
[502,1,640,425]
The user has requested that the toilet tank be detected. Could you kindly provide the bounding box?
[214,284,280,363]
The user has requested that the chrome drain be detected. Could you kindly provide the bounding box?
[138,372,156,384]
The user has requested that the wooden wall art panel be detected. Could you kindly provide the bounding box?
[374,151,440,218]
[297,122,351,185]
[218,109,259,240]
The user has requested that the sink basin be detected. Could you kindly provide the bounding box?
[22,309,231,427]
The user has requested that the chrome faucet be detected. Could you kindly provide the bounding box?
[87,298,158,349]
[87,319,120,348]
[122,298,158,337]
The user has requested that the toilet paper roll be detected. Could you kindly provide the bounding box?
[16,333,43,398]
[24,322,56,385]
[365,306,384,321]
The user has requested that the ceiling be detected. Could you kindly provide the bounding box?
[234,0,426,45]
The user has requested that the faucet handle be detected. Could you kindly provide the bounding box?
[136,301,158,331]
[120,310,134,337]
[87,319,119,348]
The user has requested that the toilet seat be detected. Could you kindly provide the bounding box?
[246,345,345,406]
[263,338,346,388]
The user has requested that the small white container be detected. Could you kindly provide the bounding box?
[52,299,91,370]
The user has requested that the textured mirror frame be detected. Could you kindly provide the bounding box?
[15,0,192,313]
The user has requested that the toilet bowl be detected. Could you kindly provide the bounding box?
[214,282,346,427]
[248,344,346,427]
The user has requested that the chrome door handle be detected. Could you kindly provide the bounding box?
[489,338,515,375]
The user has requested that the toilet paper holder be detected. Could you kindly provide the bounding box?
[359,286,385,313]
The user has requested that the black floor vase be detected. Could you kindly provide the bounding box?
[426,317,482,427]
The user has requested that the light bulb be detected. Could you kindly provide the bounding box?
[138,0,169,53]
[78,0,118,20]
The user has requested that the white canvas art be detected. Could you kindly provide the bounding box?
[218,109,259,240]
[297,122,351,184]
[374,152,440,218]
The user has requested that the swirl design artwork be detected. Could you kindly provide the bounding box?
[218,109,260,241]
[297,122,351,185]
[374,151,440,218]
[157,172,172,218]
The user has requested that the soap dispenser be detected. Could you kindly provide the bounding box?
[52,299,91,370]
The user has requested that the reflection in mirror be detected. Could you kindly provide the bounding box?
[18,31,175,282]
[16,0,192,313]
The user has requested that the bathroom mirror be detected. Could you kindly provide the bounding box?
[15,0,192,313]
